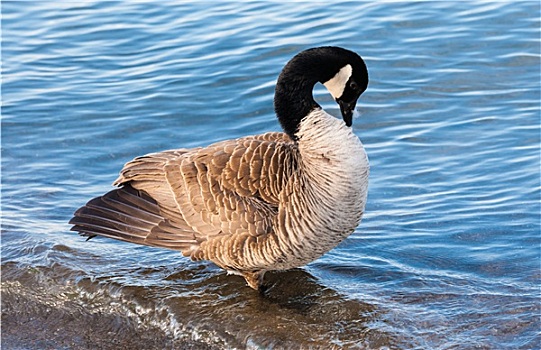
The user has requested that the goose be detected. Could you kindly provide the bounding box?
[70,46,370,291]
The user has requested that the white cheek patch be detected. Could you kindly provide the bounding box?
[323,64,352,99]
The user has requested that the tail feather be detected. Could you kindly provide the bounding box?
[69,217,149,244]
[86,186,162,221]
[69,184,197,252]
[79,196,159,229]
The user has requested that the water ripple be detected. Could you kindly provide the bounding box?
[2,1,540,349]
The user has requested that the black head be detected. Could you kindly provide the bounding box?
[274,46,369,138]
[318,47,369,126]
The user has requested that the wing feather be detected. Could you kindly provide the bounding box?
[71,132,296,258]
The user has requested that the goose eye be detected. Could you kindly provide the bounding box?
[349,81,358,91]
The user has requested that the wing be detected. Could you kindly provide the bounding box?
[71,132,297,257]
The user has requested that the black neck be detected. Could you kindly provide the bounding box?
[273,47,352,139]
[274,70,320,140]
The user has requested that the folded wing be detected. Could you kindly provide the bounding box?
[70,132,296,257]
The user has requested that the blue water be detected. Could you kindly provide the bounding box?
[2,1,540,349]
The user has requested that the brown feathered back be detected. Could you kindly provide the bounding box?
[71,132,296,257]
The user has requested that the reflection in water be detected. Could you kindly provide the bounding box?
[2,261,395,349]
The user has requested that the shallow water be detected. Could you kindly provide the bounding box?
[2,1,540,349]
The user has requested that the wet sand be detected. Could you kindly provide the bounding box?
[1,287,217,350]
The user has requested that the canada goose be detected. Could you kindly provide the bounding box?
[70,46,370,290]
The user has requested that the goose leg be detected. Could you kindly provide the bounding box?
[242,271,266,291]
